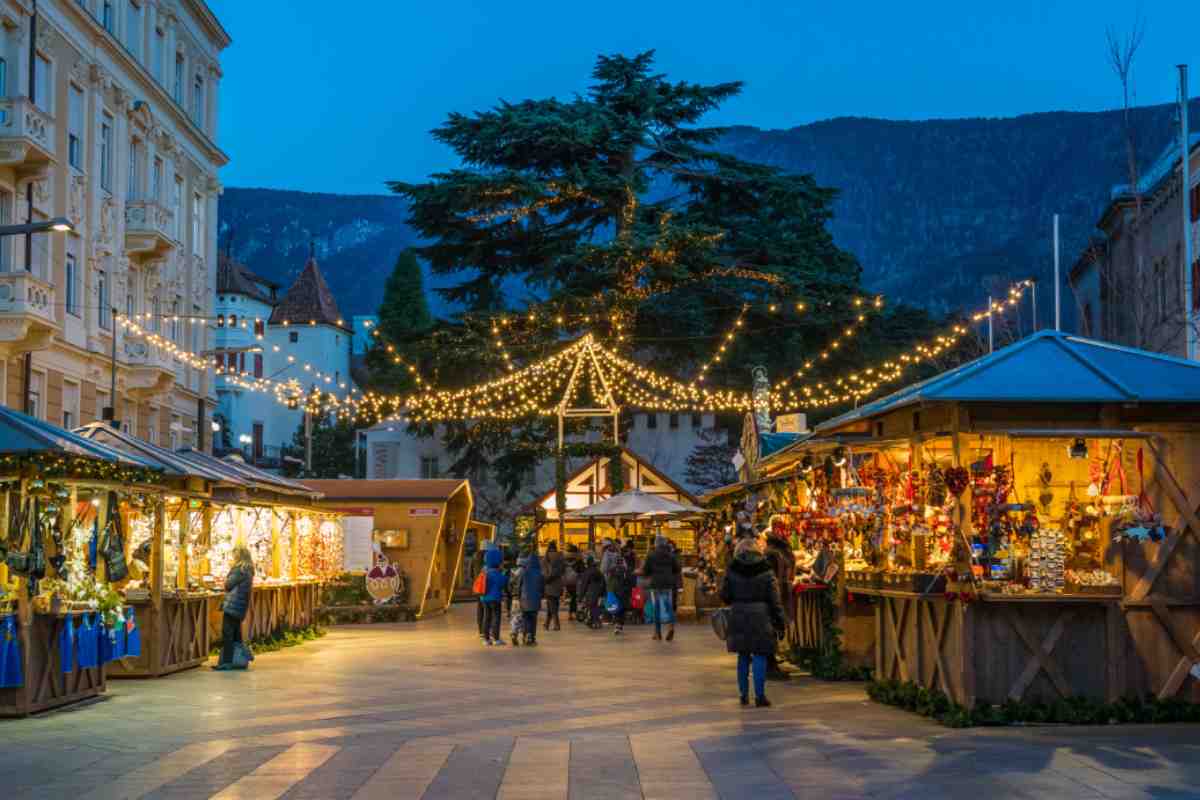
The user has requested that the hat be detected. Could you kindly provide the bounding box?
[547,541,558,552]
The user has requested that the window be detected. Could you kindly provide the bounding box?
[253,353,263,378]
[228,313,237,328]
[171,298,180,341]
[26,372,43,418]
[151,158,162,202]
[173,54,184,103]
[147,419,157,444]
[151,28,164,83]
[63,382,80,430]
[100,120,113,192]
[172,176,183,239]
[33,54,51,112]
[1191,185,1200,224]
[0,190,11,271]
[646,413,657,429]
[252,422,264,461]
[169,414,180,450]
[0,59,7,123]
[98,270,111,330]
[691,412,702,428]
[289,331,298,343]
[125,269,137,319]
[192,192,204,255]
[420,456,440,479]
[669,413,679,429]
[126,1,142,60]
[68,85,84,169]
[101,1,115,33]
[1193,260,1200,313]
[150,296,160,333]
[192,74,204,125]
[128,138,142,200]
[192,305,202,353]
[65,255,79,316]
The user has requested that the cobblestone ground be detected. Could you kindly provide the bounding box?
[3,604,1200,799]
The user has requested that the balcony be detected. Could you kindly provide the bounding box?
[124,201,176,259]
[123,339,176,398]
[0,271,57,357]
[0,98,56,169]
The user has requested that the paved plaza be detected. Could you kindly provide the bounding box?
[3,605,1200,799]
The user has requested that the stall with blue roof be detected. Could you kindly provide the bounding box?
[0,407,164,716]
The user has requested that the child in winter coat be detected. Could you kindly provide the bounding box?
[480,547,508,646]
[577,555,605,629]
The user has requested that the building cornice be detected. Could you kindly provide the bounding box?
[180,0,232,50]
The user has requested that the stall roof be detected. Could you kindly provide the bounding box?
[172,449,319,497]
[0,407,161,469]
[74,422,232,482]
[300,479,469,503]
[817,330,1200,434]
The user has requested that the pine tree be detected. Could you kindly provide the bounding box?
[684,426,739,492]
[367,249,434,392]
[281,410,358,479]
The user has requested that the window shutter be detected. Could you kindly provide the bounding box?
[239,352,246,374]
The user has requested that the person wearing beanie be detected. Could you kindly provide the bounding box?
[577,553,605,628]
[510,549,545,645]
[480,546,508,646]
[720,536,786,708]
[641,534,682,641]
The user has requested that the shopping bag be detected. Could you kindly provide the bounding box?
[125,608,142,658]
[630,586,646,610]
[604,591,621,614]
[0,614,22,688]
[472,570,487,595]
[58,614,76,674]
[710,607,730,641]
[644,596,657,624]
[230,642,253,669]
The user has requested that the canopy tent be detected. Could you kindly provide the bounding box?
[564,489,706,521]
[0,406,161,470]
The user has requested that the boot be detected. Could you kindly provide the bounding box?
[511,633,520,646]
[740,695,749,706]
[665,625,675,642]
[652,630,662,641]
[755,696,772,708]
[553,618,561,631]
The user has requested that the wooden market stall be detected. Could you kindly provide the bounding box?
[455,519,496,602]
[74,423,231,678]
[172,450,343,642]
[0,408,165,716]
[790,329,1200,707]
[301,479,474,618]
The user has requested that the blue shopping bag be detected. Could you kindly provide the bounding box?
[0,614,22,688]
[604,591,621,614]
[644,597,657,624]
[75,614,98,670]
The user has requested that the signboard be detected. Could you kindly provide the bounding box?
[775,413,808,434]
[342,515,375,571]
[365,553,401,604]
[409,507,440,517]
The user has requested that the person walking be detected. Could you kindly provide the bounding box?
[600,538,630,635]
[578,554,604,628]
[474,543,490,642]
[641,534,681,641]
[542,542,565,631]
[563,543,582,620]
[762,526,797,681]
[720,536,786,707]
[511,550,545,645]
[481,546,508,646]
[214,546,254,671]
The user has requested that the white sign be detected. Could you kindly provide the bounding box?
[775,413,808,434]
[342,516,375,571]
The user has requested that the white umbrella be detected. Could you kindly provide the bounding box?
[564,489,706,520]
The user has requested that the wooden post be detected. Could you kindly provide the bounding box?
[151,499,165,610]
[95,488,108,584]
[290,512,300,580]
[271,509,282,579]
[0,490,8,588]
[201,504,213,579]
[177,504,189,591]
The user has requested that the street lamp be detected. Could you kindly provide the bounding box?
[0,217,75,236]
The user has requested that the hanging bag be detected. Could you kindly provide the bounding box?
[231,641,253,669]
[4,496,32,575]
[0,613,22,688]
[102,493,129,582]
[604,590,622,614]
[124,607,142,658]
[472,570,487,595]
[710,607,730,641]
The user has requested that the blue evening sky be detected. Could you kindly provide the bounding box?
[207,0,1196,195]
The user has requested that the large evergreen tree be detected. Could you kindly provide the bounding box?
[386,51,936,495]
[366,249,435,393]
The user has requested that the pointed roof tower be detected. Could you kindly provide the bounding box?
[268,243,350,331]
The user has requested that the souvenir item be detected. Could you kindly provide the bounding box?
[0,614,22,688]
[58,614,76,674]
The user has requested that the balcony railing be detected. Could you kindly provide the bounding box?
[0,271,57,357]
[0,98,56,166]
[124,200,176,258]
[123,338,176,397]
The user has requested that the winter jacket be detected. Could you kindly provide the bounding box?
[513,555,545,612]
[578,563,605,602]
[601,545,628,596]
[641,543,682,592]
[542,550,566,598]
[223,565,253,620]
[482,547,508,602]
[763,534,797,622]
[719,552,786,656]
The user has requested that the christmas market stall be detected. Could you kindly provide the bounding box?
[798,330,1200,707]
[302,479,474,618]
[171,449,341,641]
[0,408,164,716]
[74,423,232,678]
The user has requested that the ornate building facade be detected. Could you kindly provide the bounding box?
[0,0,228,446]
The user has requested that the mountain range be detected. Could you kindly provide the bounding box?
[217,99,1200,322]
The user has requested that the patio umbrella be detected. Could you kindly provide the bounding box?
[564,490,706,520]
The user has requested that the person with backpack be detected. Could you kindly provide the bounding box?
[480,546,508,646]
[641,534,682,642]
[600,538,630,635]
[542,542,566,631]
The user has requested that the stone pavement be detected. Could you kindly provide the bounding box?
[2,604,1200,799]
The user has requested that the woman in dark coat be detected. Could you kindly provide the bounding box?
[641,535,681,641]
[542,542,566,631]
[719,537,786,707]
[214,546,254,670]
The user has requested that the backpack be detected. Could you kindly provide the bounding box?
[472,570,487,595]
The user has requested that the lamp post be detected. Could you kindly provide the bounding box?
[239,433,253,465]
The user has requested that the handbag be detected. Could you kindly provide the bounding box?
[4,497,32,575]
[0,614,22,688]
[472,570,487,595]
[230,641,253,669]
[563,566,578,590]
[604,590,621,614]
[101,493,129,583]
[710,607,731,641]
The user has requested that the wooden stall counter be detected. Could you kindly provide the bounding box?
[207,580,321,643]
[108,591,221,679]
[0,610,106,717]
[867,588,1121,708]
